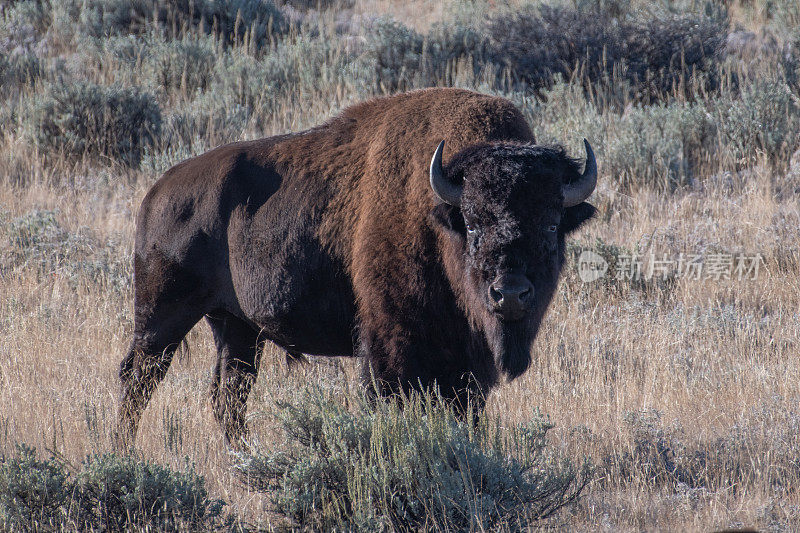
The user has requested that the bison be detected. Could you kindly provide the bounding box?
[118,88,598,446]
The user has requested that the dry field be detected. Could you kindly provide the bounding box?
[2,0,800,530]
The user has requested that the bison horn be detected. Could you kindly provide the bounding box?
[429,140,462,206]
[562,139,598,208]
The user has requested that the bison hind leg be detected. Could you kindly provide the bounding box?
[206,311,264,446]
[118,311,204,451]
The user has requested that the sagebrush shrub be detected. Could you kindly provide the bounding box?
[525,80,605,153]
[626,14,728,98]
[65,0,287,49]
[147,34,217,93]
[235,386,589,531]
[0,446,226,531]
[102,31,219,93]
[423,21,489,84]
[252,35,356,101]
[782,36,800,95]
[356,17,489,91]
[531,79,718,190]
[284,0,353,10]
[73,0,158,37]
[0,1,45,97]
[486,5,728,100]
[22,81,162,167]
[0,52,40,91]
[713,79,800,168]
[0,445,71,531]
[73,454,224,531]
[1,209,132,292]
[160,95,250,154]
[184,34,362,136]
[0,0,51,53]
[487,6,620,92]
[193,0,288,49]
[361,17,424,91]
[4,209,62,252]
[603,102,716,189]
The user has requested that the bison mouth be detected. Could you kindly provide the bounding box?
[492,308,528,322]
[486,319,536,379]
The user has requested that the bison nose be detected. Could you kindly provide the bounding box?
[488,277,533,320]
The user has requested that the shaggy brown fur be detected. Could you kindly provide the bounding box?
[118,88,596,446]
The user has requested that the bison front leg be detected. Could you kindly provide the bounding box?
[206,312,264,446]
[357,324,490,418]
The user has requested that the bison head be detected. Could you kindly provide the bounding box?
[429,140,597,379]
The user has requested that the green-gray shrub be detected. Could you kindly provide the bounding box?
[4,208,61,252]
[0,52,40,91]
[22,81,162,167]
[188,0,288,48]
[235,386,590,531]
[161,97,250,154]
[73,454,224,531]
[73,0,162,37]
[355,17,490,91]
[713,79,800,169]
[526,80,605,155]
[604,102,716,189]
[186,34,363,137]
[0,1,46,94]
[485,4,728,100]
[361,17,424,91]
[783,36,800,95]
[0,446,227,531]
[0,0,51,53]
[532,80,717,190]
[0,53,39,140]
[148,34,217,93]
[423,21,489,84]
[64,0,287,49]
[213,35,353,105]
[0,445,71,530]
[284,0,353,9]
[2,209,132,292]
[105,32,218,94]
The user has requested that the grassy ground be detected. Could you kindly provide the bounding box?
[1,0,799,530]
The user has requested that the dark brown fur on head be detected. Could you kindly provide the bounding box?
[431,143,595,378]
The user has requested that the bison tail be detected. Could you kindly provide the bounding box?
[285,351,309,369]
[176,337,191,363]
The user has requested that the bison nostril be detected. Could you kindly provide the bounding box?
[488,278,534,315]
[489,285,503,304]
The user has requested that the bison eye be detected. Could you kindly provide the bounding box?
[547,225,558,233]
[466,223,476,235]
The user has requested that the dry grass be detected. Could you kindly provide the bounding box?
[3,143,798,531]
[2,0,800,530]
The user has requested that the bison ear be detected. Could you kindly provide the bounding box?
[560,202,596,235]
[430,203,466,234]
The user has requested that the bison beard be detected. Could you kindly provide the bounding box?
[487,320,536,379]
[117,88,598,447]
